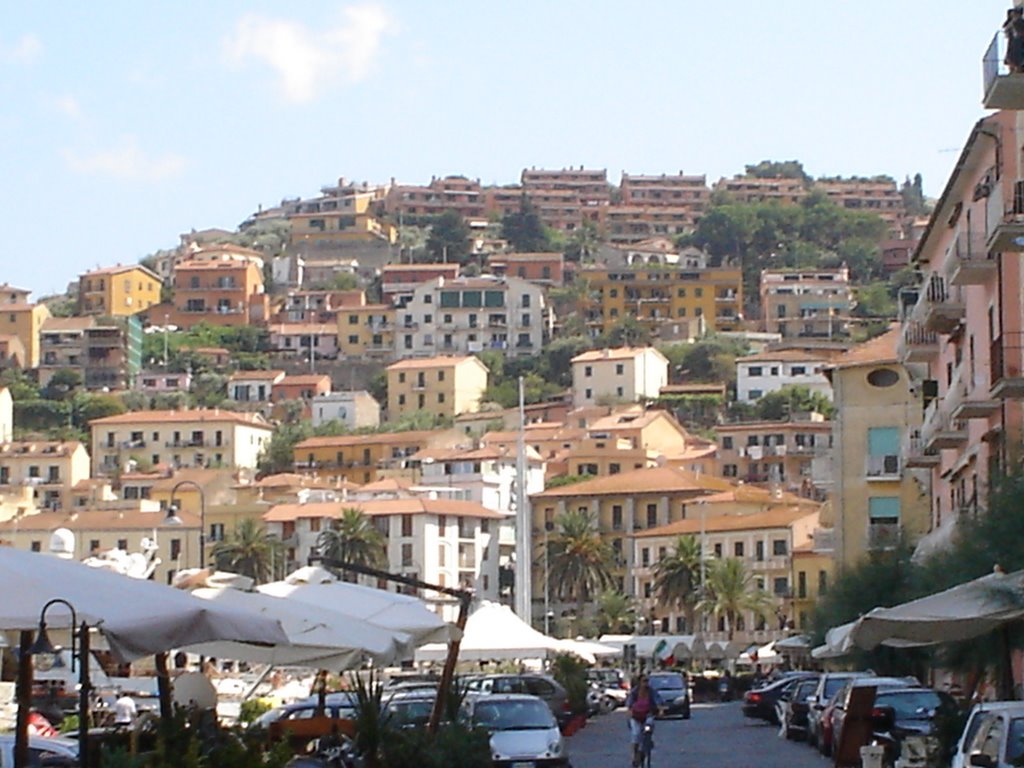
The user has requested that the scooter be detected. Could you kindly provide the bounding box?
[285,735,361,768]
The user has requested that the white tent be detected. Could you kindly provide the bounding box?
[851,569,1024,650]
[260,566,455,650]
[182,586,413,668]
[811,620,857,660]
[774,634,812,651]
[555,639,619,664]
[598,634,707,661]
[415,601,560,662]
[0,547,288,662]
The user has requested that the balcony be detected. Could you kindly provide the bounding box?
[948,230,996,286]
[990,333,1024,399]
[865,454,901,481]
[950,378,999,420]
[897,322,939,363]
[983,31,1024,110]
[987,180,1024,252]
[922,404,968,451]
[919,274,964,334]
[904,429,939,467]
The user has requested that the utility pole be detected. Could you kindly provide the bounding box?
[514,376,532,623]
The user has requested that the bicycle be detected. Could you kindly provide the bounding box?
[634,720,654,768]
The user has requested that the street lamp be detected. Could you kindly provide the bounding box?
[28,598,91,768]
[163,479,207,569]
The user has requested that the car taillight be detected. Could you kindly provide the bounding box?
[620,681,629,690]
[747,692,761,703]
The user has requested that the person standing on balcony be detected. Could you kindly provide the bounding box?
[1004,7,1024,73]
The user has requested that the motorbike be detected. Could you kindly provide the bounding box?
[285,734,361,768]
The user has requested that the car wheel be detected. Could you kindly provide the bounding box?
[821,737,832,758]
[784,726,796,740]
[682,706,691,720]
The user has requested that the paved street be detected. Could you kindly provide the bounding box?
[567,702,830,768]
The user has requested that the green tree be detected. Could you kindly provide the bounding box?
[42,368,83,401]
[598,316,652,348]
[854,280,897,319]
[700,558,773,640]
[900,173,930,217]
[190,371,228,408]
[330,272,360,290]
[74,393,126,427]
[0,368,40,400]
[754,385,834,420]
[595,591,635,634]
[652,535,704,633]
[501,197,552,252]
[425,211,471,264]
[211,518,282,583]
[547,510,614,621]
[564,220,602,262]
[744,160,810,182]
[316,508,387,575]
[660,336,749,386]
[258,421,312,476]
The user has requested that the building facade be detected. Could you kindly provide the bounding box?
[570,347,669,408]
[78,264,162,317]
[310,391,381,430]
[735,349,836,402]
[386,356,489,421]
[760,268,854,339]
[0,440,90,512]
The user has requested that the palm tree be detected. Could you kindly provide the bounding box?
[652,534,704,633]
[547,510,614,622]
[316,508,387,576]
[210,518,281,584]
[595,590,635,634]
[699,557,773,640]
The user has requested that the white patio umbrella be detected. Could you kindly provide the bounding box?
[851,569,1024,650]
[415,601,560,662]
[0,547,288,662]
[181,586,414,668]
[555,638,620,664]
[259,566,456,649]
[811,620,858,660]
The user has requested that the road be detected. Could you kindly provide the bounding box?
[566,701,830,768]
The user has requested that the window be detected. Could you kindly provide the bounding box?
[723,464,738,477]
[646,504,657,527]
[615,364,624,375]
[755,540,764,561]
[401,514,413,537]
[170,539,182,560]
[818,570,828,594]
[791,366,806,375]
[398,394,406,406]
[734,541,744,557]
[713,543,722,557]
[612,505,623,530]
[438,393,445,403]
[401,543,414,567]
[521,294,531,308]
[772,539,787,556]
[773,578,789,596]
[722,436,733,449]
[609,463,620,474]
[584,366,592,377]
[585,388,592,399]
[641,547,650,567]
[798,571,807,599]
[749,389,763,400]
[748,366,763,377]
[398,372,406,384]
[868,496,900,523]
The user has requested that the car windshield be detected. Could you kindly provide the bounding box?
[876,691,945,719]
[388,699,433,726]
[824,677,858,699]
[1006,717,1024,763]
[649,676,684,691]
[474,700,556,731]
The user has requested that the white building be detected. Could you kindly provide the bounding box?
[227,370,286,403]
[263,497,507,620]
[0,387,11,443]
[411,444,546,513]
[735,349,834,402]
[310,391,381,430]
[570,347,669,408]
[396,275,552,358]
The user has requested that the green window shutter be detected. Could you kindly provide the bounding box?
[462,291,482,308]
[440,291,459,308]
[867,427,899,456]
[868,497,900,522]
[484,291,504,307]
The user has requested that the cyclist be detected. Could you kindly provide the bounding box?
[626,673,661,767]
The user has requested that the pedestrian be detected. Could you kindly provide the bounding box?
[1005,8,1024,73]
[113,693,137,727]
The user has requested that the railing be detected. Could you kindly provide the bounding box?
[120,440,146,449]
[991,332,1024,385]
[925,273,951,304]
[866,454,901,479]
[902,321,938,347]
[984,31,1003,98]
[954,229,992,265]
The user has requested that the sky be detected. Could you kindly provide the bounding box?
[0,1,1012,296]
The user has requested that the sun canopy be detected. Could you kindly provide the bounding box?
[597,634,707,660]
[182,586,413,668]
[0,548,288,662]
[774,634,812,651]
[259,566,456,650]
[811,620,857,660]
[415,601,559,662]
[555,638,620,664]
[851,569,1024,650]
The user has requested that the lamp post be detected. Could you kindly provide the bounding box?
[163,479,207,569]
[28,598,90,768]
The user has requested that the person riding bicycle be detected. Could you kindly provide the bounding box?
[626,673,661,767]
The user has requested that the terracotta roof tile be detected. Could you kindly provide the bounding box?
[571,346,667,364]
[634,508,818,538]
[88,409,272,428]
[387,356,483,371]
[828,326,901,369]
[227,370,286,382]
[264,497,504,522]
[0,508,200,532]
[532,466,733,499]
[295,429,439,450]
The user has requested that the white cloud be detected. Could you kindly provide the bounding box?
[222,4,392,103]
[62,137,186,182]
[3,34,42,63]
[52,95,83,120]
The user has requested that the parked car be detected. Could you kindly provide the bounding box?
[806,672,867,750]
[866,687,959,766]
[587,669,628,711]
[464,675,570,726]
[0,734,78,767]
[777,675,820,740]
[465,693,569,767]
[952,702,1024,768]
[648,672,691,719]
[742,673,815,723]
[251,692,359,731]
[829,676,920,753]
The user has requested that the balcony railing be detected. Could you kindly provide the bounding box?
[990,332,1024,398]
[898,321,939,363]
[949,376,999,420]
[904,428,939,468]
[922,401,968,451]
[865,454,901,480]
[949,230,996,286]
[919,274,964,333]
[983,30,1024,110]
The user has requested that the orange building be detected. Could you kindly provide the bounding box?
[487,253,564,286]
[168,259,268,329]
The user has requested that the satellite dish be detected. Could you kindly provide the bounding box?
[172,672,217,710]
[49,528,75,559]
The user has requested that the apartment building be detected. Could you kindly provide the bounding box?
[734,349,836,402]
[620,172,710,210]
[89,409,273,475]
[530,466,734,612]
[486,253,565,286]
[0,502,199,585]
[293,429,463,485]
[713,175,808,205]
[816,177,905,234]
[310,391,381,430]
[336,303,395,360]
[412,443,546,512]
[386,355,489,421]
[136,370,192,395]
[396,275,551,358]
[0,387,11,443]
[825,328,930,569]
[38,315,142,391]
[263,497,506,616]
[632,506,819,640]
[380,264,461,307]
[0,335,25,370]
[77,264,162,317]
[273,289,366,323]
[602,206,700,245]
[521,167,611,207]
[570,347,669,408]
[760,268,854,339]
[384,175,488,220]
[227,370,286,404]
[580,264,743,338]
[612,239,707,269]
[791,537,835,632]
[272,374,332,404]
[0,299,49,369]
[169,258,268,329]
[0,284,31,305]
[715,416,832,498]
[896,110,1024,559]
[0,440,90,512]
[267,323,339,360]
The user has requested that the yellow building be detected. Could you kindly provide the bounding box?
[386,356,489,421]
[294,429,464,485]
[0,440,91,514]
[289,192,397,247]
[530,466,734,598]
[824,328,930,570]
[791,541,835,632]
[580,264,743,337]
[337,304,395,360]
[78,264,162,317]
[0,301,49,368]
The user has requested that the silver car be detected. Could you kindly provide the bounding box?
[466,693,569,767]
[0,735,78,767]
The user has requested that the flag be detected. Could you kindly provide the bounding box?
[654,638,675,666]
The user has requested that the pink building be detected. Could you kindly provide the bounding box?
[899,110,1024,556]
